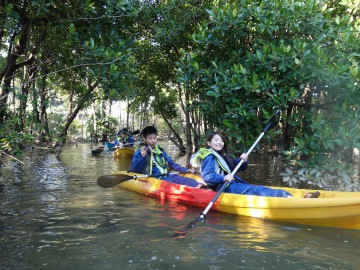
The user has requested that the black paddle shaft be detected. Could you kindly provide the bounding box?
[97,172,180,188]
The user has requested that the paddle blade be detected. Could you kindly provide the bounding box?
[97,174,133,188]
[171,216,205,238]
[91,148,104,155]
[263,108,281,133]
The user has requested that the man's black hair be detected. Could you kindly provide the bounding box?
[118,128,128,135]
[142,126,157,138]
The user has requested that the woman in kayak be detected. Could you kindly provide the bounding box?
[191,131,320,198]
[130,126,202,188]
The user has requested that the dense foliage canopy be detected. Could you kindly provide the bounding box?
[1,0,359,189]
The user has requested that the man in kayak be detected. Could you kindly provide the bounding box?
[130,126,202,188]
[115,128,135,148]
[191,131,320,198]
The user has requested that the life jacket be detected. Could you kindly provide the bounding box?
[190,148,232,175]
[120,134,129,144]
[143,145,169,175]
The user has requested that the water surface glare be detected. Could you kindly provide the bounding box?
[0,143,359,270]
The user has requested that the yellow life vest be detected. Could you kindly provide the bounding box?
[190,148,232,175]
[144,145,169,174]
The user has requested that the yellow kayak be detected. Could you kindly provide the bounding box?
[114,171,360,230]
[113,147,135,159]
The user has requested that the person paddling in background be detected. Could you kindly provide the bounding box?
[191,132,320,198]
[130,126,203,188]
[115,128,135,148]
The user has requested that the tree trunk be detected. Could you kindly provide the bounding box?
[54,82,98,158]
[190,107,200,152]
[0,8,47,123]
[160,111,187,153]
[32,79,41,131]
[19,63,37,130]
[132,113,135,131]
[0,17,31,122]
[0,17,5,43]
[203,118,208,136]
[177,83,193,165]
[39,62,50,142]
[68,75,76,117]
[281,105,294,152]
[126,98,130,128]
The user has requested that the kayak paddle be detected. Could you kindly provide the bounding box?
[97,172,180,188]
[114,142,136,149]
[172,108,281,237]
[91,149,104,155]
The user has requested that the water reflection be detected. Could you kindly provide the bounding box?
[0,143,359,270]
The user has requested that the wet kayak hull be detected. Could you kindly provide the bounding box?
[114,171,360,230]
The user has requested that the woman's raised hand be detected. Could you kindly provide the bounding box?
[240,153,248,161]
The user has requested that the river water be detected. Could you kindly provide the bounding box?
[1,143,359,270]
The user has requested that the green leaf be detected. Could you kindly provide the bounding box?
[69,23,75,34]
[239,65,246,75]
[350,65,358,78]
[206,91,217,97]
[232,8,237,18]
[321,4,327,12]
[256,50,263,62]
[252,73,259,89]
[206,9,213,17]
[193,62,199,70]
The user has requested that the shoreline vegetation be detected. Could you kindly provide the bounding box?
[1,140,359,192]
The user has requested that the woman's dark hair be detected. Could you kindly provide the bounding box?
[142,126,157,138]
[206,131,236,170]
